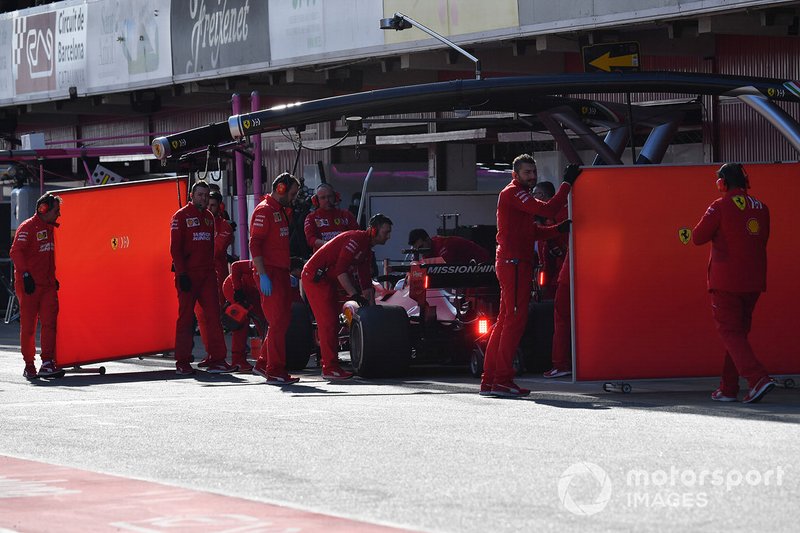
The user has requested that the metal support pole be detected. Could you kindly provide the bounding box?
[232,94,249,260]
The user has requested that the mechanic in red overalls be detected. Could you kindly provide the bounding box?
[480,154,579,397]
[10,193,64,380]
[301,214,393,380]
[195,190,234,365]
[250,173,301,385]
[407,229,492,264]
[693,163,775,404]
[170,181,236,375]
[222,260,263,372]
[304,183,359,252]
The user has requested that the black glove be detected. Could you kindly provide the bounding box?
[556,220,572,234]
[22,272,35,295]
[351,294,370,307]
[55,279,60,291]
[562,164,582,186]
[233,289,246,304]
[178,273,192,292]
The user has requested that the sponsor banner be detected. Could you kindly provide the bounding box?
[268,0,383,62]
[55,3,88,91]
[85,0,173,91]
[0,18,12,103]
[171,0,269,78]
[13,10,57,95]
[383,0,519,45]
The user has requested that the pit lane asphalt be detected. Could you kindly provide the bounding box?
[0,321,798,533]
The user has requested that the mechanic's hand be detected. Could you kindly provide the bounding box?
[22,272,35,295]
[562,164,582,186]
[178,273,192,292]
[351,294,370,307]
[556,220,572,234]
[233,289,246,304]
[259,273,272,296]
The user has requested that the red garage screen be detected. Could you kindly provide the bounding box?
[54,178,188,366]
[572,163,800,381]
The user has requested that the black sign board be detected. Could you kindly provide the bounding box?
[583,42,641,73]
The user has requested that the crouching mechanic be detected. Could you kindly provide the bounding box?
[10,193,64,379]
[407,228,491,264]
[693,163,775,404]
[222,260,264,372]
[301,214,393,380]
[170,180,237,375]
[481,154,579,397]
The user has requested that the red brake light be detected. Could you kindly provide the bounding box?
[538,270,546,287]
[477,318,489,335]
[424,275,429,289]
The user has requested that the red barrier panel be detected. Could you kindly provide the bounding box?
[573,163,800,381]
[54,178,188,366]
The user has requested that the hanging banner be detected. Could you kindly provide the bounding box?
[573,163,800,381]
[54,178,188,367]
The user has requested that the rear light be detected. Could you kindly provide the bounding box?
[424,275,429,289]
[538,269,546,288]
[477,318,489,335]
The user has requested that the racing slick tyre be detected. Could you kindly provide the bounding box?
[285,301,314,371]
[470,345,484,378]
[350,305,411,378]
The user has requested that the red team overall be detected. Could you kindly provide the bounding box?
[223,260,265,372]
[170,181,236,375]
[10,193,65,379]
[480,155,579,397]
[302,214,393,380]
[693,163,775,404]
[304,183,359,252]
[250,173,301,384]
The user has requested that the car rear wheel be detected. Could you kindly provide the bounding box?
[285,302,314,371]
[350,305,411,377]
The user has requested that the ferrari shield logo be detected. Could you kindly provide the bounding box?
[732,195,746,211]
[678,228,692,244]
[111,237,118,250]
[243,120,251,130]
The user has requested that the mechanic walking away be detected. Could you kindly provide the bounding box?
[170,180,237,375]
[693,163,776,403]
[481,154,579,397]
[407,229,492,264]
[302,214,393,380]
[10,193,64,380]
[304,183,359,252]
[250,173,302,385]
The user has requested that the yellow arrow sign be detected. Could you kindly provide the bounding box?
[589,52,639,72]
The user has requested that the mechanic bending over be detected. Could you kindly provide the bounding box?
[304,183,359,252]
[301,214,393,381]
[407,228,492,264]
[222,260,264,373]
[250,173,302,385]
[693,163,776,404]
[170,180,237,376]
[481,154,579,397]
[10,193,65,380]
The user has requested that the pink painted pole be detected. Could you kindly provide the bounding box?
[251,91,263,203]
[232,93,249,259]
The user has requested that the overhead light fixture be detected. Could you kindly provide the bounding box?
[379,12,482,80]
[346,116,364,134]
[453,107,471,118]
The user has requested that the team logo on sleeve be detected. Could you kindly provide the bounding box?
[186,217,200,227]
[678,228,692,244]
[274,212,283,222]
[732,195,746,211]
[746,218,760,235]
[36,230,48,241]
